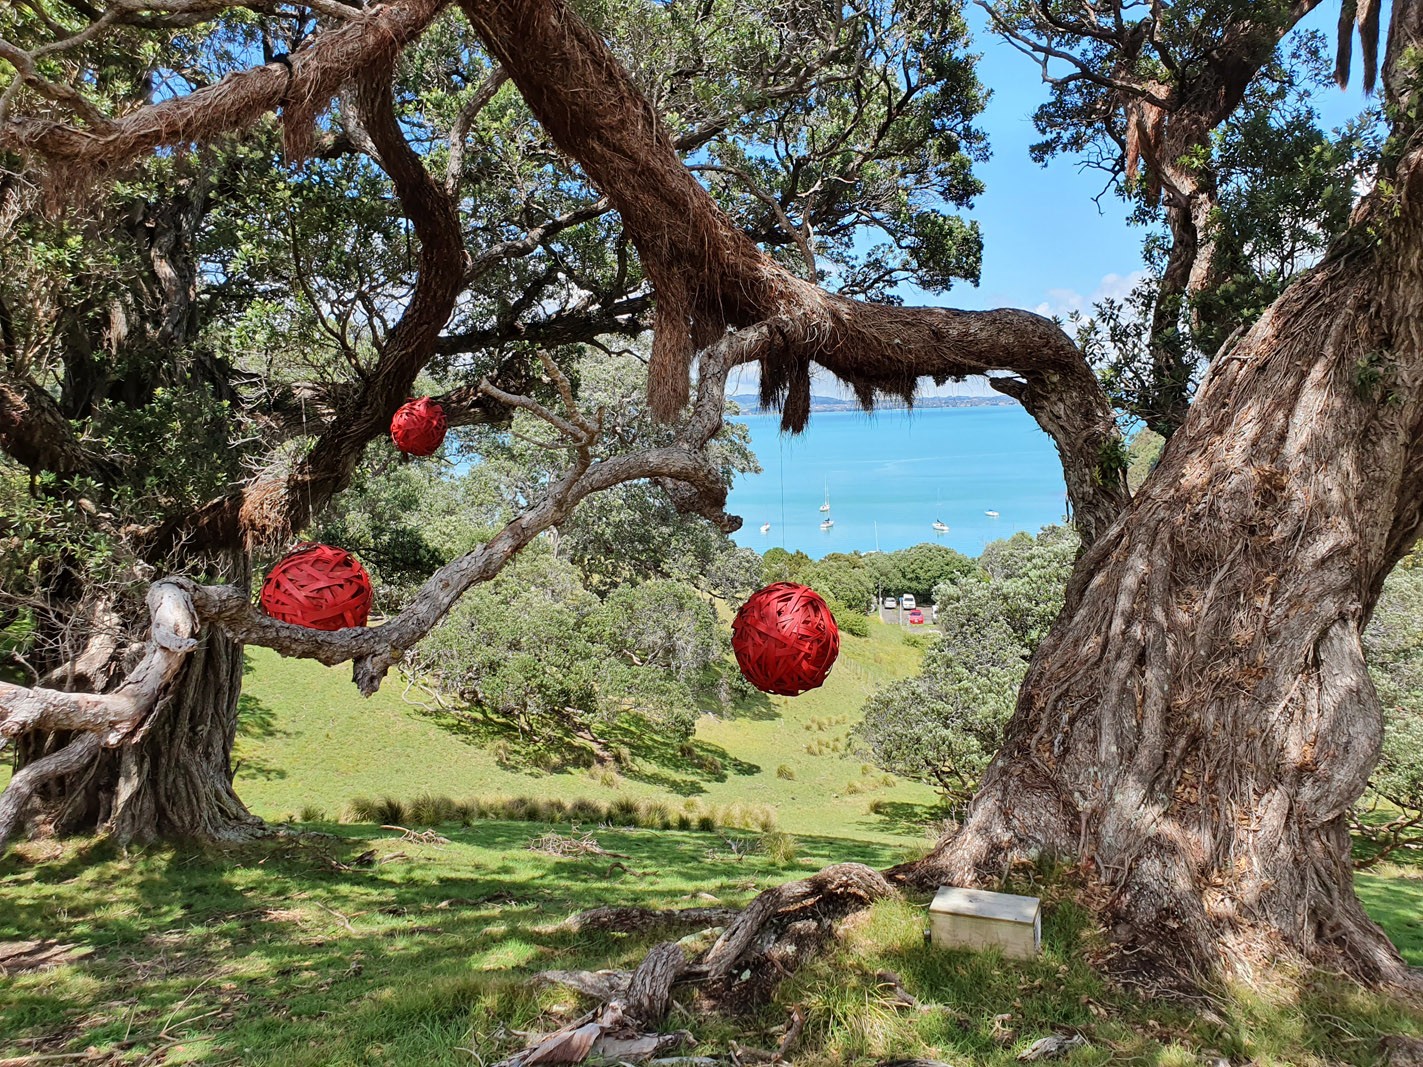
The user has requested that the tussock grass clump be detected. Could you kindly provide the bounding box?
[567,798,606,823]
[409,793,457,825]
[375,796,408,825]
[761,830,798,866]
[298,804,327,822]
[340,792,777,834]
[608,796,642,825]
[776,764,796,781]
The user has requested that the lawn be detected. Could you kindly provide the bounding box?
[5,616,1423,1064]
[3,826,1421,1065]
[231,615,941,843]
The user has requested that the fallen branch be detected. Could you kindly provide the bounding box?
[528,830,630,859]
[537,904,738,935]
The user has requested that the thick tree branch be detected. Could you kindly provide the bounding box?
[458,0,1129,544]
[0,582,197,746]
[0,733,101,850]
[0,374,103,475]
[1,0,448,174]
[144,57,466,556]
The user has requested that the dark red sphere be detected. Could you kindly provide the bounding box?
[390,397,447,456]
[731,582,840,696]
[259,543,373,631]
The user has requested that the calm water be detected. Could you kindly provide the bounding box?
[727,405,1068,558]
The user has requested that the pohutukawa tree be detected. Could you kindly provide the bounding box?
[2,0,1422,1022]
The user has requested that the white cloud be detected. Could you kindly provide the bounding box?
[1029,269,1148,319]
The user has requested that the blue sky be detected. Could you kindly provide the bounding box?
[730,2,1381,400]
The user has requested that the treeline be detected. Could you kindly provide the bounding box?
[762,541,978,636]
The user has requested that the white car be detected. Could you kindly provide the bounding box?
[882,597,897,609]
[900,594,916,610]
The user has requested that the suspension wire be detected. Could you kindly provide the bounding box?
[779,433,786,550]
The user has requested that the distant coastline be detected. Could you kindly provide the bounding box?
[728,393,1018,414]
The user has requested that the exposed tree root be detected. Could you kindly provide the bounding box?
[511,864,894,1064]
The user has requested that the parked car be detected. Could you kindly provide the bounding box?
[907,608,925,625]
[900,594,917,609]
[882,596,898,609]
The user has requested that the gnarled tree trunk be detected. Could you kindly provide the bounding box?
[12,549,261,845]
[911,152,1423,983]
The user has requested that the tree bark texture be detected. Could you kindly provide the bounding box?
[5,551,261,848]
[912,110,1423,984]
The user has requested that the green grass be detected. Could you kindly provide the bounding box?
[233,615,941,843]
[5,617,1423,1063]
[3,829,1419,1065]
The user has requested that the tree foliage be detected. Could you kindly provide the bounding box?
[855,526,1076,802]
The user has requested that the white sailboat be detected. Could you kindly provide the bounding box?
[819,478,831,513]
[760,522,771,534]
[985,510,1000,518]
[820,517,834,530]
[931,488,948,532]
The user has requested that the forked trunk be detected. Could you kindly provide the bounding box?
[12,550,262,846]
[911,163,1423,984]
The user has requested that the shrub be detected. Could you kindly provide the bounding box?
[835,610,870,638]
[299,804,326,822]
[776,764,796,781]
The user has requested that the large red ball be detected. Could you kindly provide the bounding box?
[390,397,448,456]
[259,543,373,631]
[731,582,840,696]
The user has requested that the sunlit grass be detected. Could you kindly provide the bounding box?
[4,833,1418,1065]
[232,615,938,843]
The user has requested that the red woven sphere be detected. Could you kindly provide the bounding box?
[259,543,373,631]
[731,582,840,696]
[390,397,448,456]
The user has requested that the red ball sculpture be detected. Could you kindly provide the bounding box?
[390,397,448,456]
[259,543,373,631]
[731,582,840,696]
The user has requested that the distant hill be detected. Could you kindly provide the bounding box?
[728,393,1017,414]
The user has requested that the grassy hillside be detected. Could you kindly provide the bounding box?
[234,615,940,842]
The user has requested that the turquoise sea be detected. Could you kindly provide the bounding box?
[726,405,1068,559]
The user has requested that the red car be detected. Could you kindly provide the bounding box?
[907,608,925,625]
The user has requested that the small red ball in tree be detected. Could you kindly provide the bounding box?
[259,543,374,631]
[731,582,840,696]
[390,397,448,456]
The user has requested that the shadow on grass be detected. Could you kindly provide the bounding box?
[6,825,1423,1066]
[234,692,289,782]
[856,799,953,839]
[400,700,761,796]
[0,821,901,1064]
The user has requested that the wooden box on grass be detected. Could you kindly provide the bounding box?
[928,886,1041,959]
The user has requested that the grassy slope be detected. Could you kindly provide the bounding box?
[233,616,940,842]
[3,829,1420,1065]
